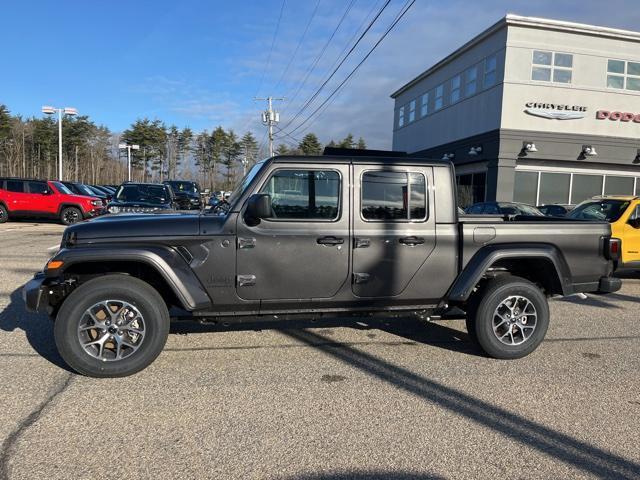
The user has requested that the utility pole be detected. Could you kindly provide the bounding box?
[255,96,284,157]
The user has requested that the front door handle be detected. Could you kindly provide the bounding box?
[317,236,344,246]
[399,236,425,246]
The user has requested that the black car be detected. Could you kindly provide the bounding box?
[163,180,202,210]
[107,183,176,213]
[537,204,573,217]
[63,182,109,205]
[465,201,544,216]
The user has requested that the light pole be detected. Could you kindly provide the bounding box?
[42,106,78,180]
[118,143,140,181]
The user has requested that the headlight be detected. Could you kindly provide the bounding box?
[190,198,199,203]
[108,206,120,213]
[91,200,102,206]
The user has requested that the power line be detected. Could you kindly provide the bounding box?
[272,0,322,93]
[286,0,416,136]
[280,0,356,115]
[279,0,392,131]
[254,0,287,98]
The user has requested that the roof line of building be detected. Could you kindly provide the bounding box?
[390,14,640,99]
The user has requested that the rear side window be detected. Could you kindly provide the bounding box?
[361,171,427,221]
[6,180,24,193]
[260,169,340,220]
[28,182,49,194]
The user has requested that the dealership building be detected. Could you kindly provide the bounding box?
[391,14,640,207]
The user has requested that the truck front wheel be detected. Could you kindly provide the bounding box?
[54,274,170,377]
[466,275,549,359]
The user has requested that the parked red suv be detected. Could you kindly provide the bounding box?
[0,178,103,225]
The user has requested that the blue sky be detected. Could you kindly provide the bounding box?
[2,0,640,149]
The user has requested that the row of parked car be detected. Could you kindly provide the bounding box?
[0,177,205,225]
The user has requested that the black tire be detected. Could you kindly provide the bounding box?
[54,275,170,377]
[60,206,82,225]
[0,204,8,223]
[466,275,549,359]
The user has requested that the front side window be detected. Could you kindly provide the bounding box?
[361,171,426,221]
[569,200,630,222]
[450,75,461,103]
[532,50,572,84]
[408,100,416,122]
[420,93,429,116]
[484,54,497,87]
[28,181,49,194]
[607,59,640,91]
[398,106,405,128]
[260,169,340,220]
[465,66,477,96]
[434,84,444,110]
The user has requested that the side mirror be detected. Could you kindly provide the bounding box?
[245,193,272,221]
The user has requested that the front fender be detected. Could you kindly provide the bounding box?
[447,243,572,303]
[49,245,212,311]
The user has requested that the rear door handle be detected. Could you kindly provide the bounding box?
[399,236,425,246]
[317,236,344,245]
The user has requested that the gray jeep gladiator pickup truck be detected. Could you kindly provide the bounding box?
[24,155,621,377]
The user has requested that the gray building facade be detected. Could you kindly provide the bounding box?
[391,15,640,207]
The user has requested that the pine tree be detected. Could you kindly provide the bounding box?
[298,133,322,155]
[357,137,367,149]
[239,131,259,174]
[222,130,241,190]
[275,144,289,155]
[338,133,355,149]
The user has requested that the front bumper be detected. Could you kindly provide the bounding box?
[597,276,622,294]
[22,273,47,313]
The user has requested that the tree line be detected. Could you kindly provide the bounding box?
[0,104,369,190]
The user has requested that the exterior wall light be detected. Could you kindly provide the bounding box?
[523,142,538,153]
[582,145,598,157]
[468,146,483,156]
[442,153,455,160]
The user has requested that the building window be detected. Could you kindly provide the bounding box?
[434,84,444,110]
[604,176,634,195]
[361,171,427,221]
[456,172,486,207]
[408,100,416,122]
[513,171,538,206]
[450,74,461,103]
[420,92,429,117]
[398,106,405,128]
[531,50,572,84]
[607,59,640,91]
[260,169,341,220]
[483,54,497,87]
[539,172,570,204]
[465,66,477,96]
[571,174,603,204]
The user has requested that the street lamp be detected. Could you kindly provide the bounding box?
[42,105,78,180]
[118,143,140,181]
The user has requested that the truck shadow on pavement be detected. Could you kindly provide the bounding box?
[168,314,481,357]
[282,329,640,479]
[0,287,72,372]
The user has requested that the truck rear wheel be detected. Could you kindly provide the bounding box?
[54,274,170,377]
[466,275,549,359]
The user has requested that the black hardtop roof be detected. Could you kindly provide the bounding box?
[270,155,452,167]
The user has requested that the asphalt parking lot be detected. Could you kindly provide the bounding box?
[0,223,639,480]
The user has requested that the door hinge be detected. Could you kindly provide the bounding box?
[238,237,256,249]
[237,274,256,287]
[353,273,370,284]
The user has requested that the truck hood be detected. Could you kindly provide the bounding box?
[67,212,203,239]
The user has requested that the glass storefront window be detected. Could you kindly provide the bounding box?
[571,174,603,204]
[456,172,486,208]
[604,176,634,195]
[513,171,538,205]
[539,172,570,204]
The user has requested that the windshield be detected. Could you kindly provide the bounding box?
[513,204,543,216]
[568,199,630,222]
[77,184,98,196]
[52,181,73,195]
[115,184,170,204]
[166,181,198,194]
[226,161,265,206]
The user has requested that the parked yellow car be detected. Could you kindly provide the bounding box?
[568,195,640,267]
